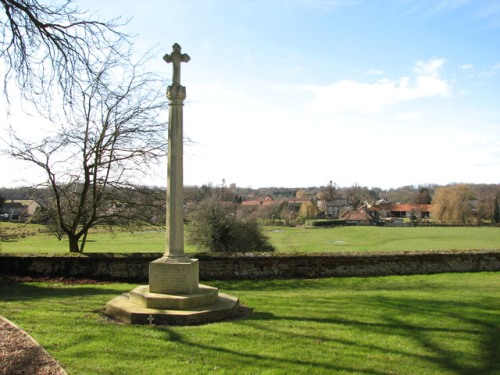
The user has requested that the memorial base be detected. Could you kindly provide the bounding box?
[130,284,218,309]
[105,286,240,325]
[105,256,240,325]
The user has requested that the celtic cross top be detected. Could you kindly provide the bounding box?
[163,43,190,86]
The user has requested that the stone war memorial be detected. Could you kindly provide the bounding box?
[106,44,240,325]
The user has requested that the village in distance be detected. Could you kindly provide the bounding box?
[2,181,499,227]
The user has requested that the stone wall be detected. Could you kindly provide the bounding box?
[1,251,499,282]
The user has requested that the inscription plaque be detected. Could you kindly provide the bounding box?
[149,257,199,294]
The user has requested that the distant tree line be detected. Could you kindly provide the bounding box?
[3,182,498,227]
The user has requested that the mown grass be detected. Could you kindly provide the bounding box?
[0,224,197,253]
[1,273,499,374]
[267,226,500,253]
[1,223,499,254]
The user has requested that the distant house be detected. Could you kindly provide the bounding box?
[0,200,43,222]
[26,200,42,216]
[341,207,375,225]
[1,200,28,221]
[240,196,314,221]
[389,204,432,219]
[324,199,352,219]
[241,196,275,207]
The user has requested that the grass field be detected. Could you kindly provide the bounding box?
[1,223,499,254]
[267,226,500,253]
[1,272,499,374]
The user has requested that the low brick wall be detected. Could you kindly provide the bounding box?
[1,250,499,282]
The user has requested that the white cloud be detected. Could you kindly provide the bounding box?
[368,69,384,75]
[461,63,473,70]
[305,59,451,114]
[397,112,421,121]
[413,58,446,77]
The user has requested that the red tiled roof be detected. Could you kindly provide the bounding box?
[343,212,370,221]
[341,208,372,221]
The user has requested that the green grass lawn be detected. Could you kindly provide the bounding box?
[267,226,500,253]
[1,272,499,374]
[2,223,499,254]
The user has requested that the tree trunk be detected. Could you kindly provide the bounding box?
[68,235,81,253]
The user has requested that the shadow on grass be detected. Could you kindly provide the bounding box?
[0,278,128,302]
[1,275,499,374]
[231,295,500,375]
[213,274,489,293]
[158,329,391,375]
[125,289,498,375]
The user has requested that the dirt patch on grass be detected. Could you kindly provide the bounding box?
[0,317,66,375]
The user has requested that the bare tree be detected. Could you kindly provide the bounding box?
[494,196,500,224]
[317,180,338,202]
[8,52,167,252]
[1,0,127,111]
[346,183,371,210]
[413,186,433,204]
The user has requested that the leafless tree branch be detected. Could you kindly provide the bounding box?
[0,0,129,112]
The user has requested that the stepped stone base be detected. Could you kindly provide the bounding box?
[129,284,218,309]
[105,284,239,325]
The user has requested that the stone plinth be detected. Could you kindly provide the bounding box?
[129,284,218,309]
[105,291,239,326]
[149,256,198,294]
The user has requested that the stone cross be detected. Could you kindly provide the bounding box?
[163,43,190,87]
[163,43,189,260]
[147,315,155,325]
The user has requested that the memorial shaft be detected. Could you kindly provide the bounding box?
[164,43,190,259]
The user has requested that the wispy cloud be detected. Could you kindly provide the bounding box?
[400,0,471,17]
[400,0,500,27]
[475,63,500,78]
[368,69,385,75]
[475,2,500,27]
[294,0,359,11]
[305,58,451,114]
[397,112,421,121]
[414,58,446,77]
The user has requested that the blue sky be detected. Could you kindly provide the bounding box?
[1,0,500,189]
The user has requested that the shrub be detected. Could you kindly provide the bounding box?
[187,198,275,253]
[306,219,346,228]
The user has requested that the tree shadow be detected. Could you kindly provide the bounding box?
[233,294,500,375]
[154,324,390,375]
[212,275,481,293]
[0,277,128,302]
[1,276,498,374]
